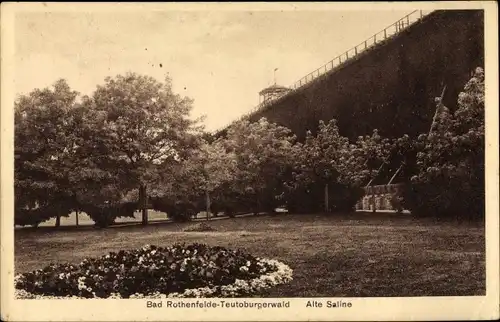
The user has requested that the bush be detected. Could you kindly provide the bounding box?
[402,178,484,220]
[328,184,365,212]
[284,185,323,214]
[150,198,197,222]
[83,202,137,228]
[15,208,53,227]
[15,243,293,299]
[284,182,364,214]
[15,201,74,227]
[183,222,217,232]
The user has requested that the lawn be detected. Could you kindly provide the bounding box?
[14,212,485,297]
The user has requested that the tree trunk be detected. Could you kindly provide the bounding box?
[75,210,79,227]
[140,185,149,225]
[206,190,211,221]
[55,214,61,228]
[324,183,329,213]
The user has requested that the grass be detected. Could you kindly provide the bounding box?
[14,212,485,297]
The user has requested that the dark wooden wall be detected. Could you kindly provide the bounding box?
[240,10,484,141]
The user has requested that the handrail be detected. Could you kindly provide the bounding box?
[214,10,434,135]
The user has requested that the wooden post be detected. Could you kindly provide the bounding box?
[206,189,211,221]
[429,85,447,135]
[75,210,79,227]
[55,204,61,228]
[324,183,329,213]
[388,165,403,185]
[140,185,148,225]
[372,193,377,213]
[365,162,386,188]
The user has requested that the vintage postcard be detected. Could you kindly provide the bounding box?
[1,1,499,321]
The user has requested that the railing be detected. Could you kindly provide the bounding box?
[214,9,434,135]
[290,10,431,91]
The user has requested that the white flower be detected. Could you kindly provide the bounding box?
[15,256,293,300]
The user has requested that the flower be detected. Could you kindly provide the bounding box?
[15,243,293,299]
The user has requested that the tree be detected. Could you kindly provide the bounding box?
[344,129,393,186]
[79,73,202,225]
[14,79,80,227]
[404,67,485,219]
[158,139,239,220]
[286,120,391,213]
[221,118,298,214]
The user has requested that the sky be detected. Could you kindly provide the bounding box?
[15,8,412,132]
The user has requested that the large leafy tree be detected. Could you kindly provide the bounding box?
[405,67,485,219]
[221,118,298,213]
[346,129,393,186]
[78,72,202,225]
[14,79,81,227]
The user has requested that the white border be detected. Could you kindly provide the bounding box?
[14,258,294,299]
[1,2,499,321]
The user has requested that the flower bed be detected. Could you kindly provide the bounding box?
[15,243,293,299]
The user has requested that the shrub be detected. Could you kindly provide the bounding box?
[15,201,74,227]
[183,222,217,232]
[328,183,365,212]
[83,202,137,228]
[149,194,207,222]
[15,208,53,227]
[283,182,364,214]
[15,243,293,299]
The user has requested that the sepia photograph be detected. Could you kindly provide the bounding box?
[1,2,498,321]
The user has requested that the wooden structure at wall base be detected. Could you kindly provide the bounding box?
[356,183,405,213]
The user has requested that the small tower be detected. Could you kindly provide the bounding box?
[258,68,291,105]
[258,84,291,105]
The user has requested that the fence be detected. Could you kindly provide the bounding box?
[214,10,434,135]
